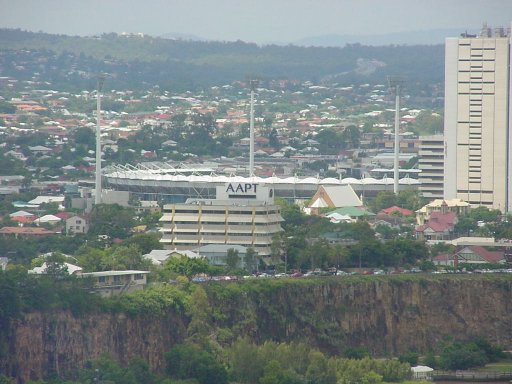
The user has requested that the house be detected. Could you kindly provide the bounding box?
[325,206,376,221]
[143,249,201,265]
[65,215,89,235]
[34,214,62,225]
[29,262,83,275]
[27,195,65,210]
[415,211,457,241]
[135,200,161,214]
[0,227,58,237]
[79,270,150,297]
[416,199,470,225]
[379,206,413,217]
[306,185,363,215]
[433,245,506,267]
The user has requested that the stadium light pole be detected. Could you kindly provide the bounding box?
[95,74,106,205]
[388,76,405,195]
[249,79,258,177]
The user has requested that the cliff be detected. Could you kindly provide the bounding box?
[4,275,512,382]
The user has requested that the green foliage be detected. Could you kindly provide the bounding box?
[165,343,228,384]
[164,256,210,278]
[437,338,505,370]
[121,233,162,254]
[89,204,136,239]
[78,354,157,384]
[0,375,14,384]
[399,351,419,366]
[108,284,187,315]
[225,248,241,270]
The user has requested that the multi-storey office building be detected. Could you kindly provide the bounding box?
[159,184,283,257]
[444,24,512,211]
[418,135,444,199]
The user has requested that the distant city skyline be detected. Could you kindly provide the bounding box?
[0,0,511,45]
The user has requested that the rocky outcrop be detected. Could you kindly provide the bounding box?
[3,275,512,382]
[6,312,187,383]
[208,276,512,355]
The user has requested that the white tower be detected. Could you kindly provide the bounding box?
[249,79,258,177]
[388,76,404,195]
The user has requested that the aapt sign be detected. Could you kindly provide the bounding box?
[226,183,257,198]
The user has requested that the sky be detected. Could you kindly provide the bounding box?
[0,0,511,44]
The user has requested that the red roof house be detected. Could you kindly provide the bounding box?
[433,246,506,267]
[380,206,414,217]
[415,211,457,241]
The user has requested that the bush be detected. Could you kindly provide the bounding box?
[399,351,419,365]
[165,343,228,384]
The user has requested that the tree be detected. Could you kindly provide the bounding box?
[244,247,258,272]
[226,248,241,270]
[306,351,336,384]
[110,245,151,271]
[164,255,210,278]
[121,233,161,254]
[89,204,136,239]
[165,343,228,384]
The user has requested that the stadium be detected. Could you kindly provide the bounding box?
[103,162,420,204]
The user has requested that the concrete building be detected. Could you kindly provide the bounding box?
[160,184,283,257]
[65,215,89,235]
[418,135,444,199]
[444,24,512,211]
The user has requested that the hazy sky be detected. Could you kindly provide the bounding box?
[1,0,511,43]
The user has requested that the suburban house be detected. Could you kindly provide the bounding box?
[79,270,150,297]
[65,215,89,235]
[379,206,413,217]
[29,262,83,275]
[143,249,201,265]
[415,211,457,241]
[0,227,59,237]
[325,206,376,222]
[416,199,470,225]
[433,245,506,267]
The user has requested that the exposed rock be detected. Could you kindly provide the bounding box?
[3,276,512,382]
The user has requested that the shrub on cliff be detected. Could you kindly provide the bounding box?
[165,343,228,384]
[437,338,505,370]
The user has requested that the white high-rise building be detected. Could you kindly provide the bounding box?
[418,135,444,199]
[444,24,512,211]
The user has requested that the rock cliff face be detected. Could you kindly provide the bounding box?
[6,312,187,383]
[208,276,512,355]
[4,276,512,382]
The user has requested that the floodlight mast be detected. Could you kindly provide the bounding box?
[95,74,106,205]
[249,79,258,177]
[388,76,405,195]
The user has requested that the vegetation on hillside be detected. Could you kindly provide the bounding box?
[0,29,444,92]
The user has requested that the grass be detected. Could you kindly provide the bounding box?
[476,359,512,372]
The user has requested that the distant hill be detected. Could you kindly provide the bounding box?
[0,29,444,92]
[159,32,208,41]
[294,28,473,47]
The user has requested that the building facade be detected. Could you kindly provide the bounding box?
[418,135,444,199]
[444,24,512,211]
[159,184,283,257]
